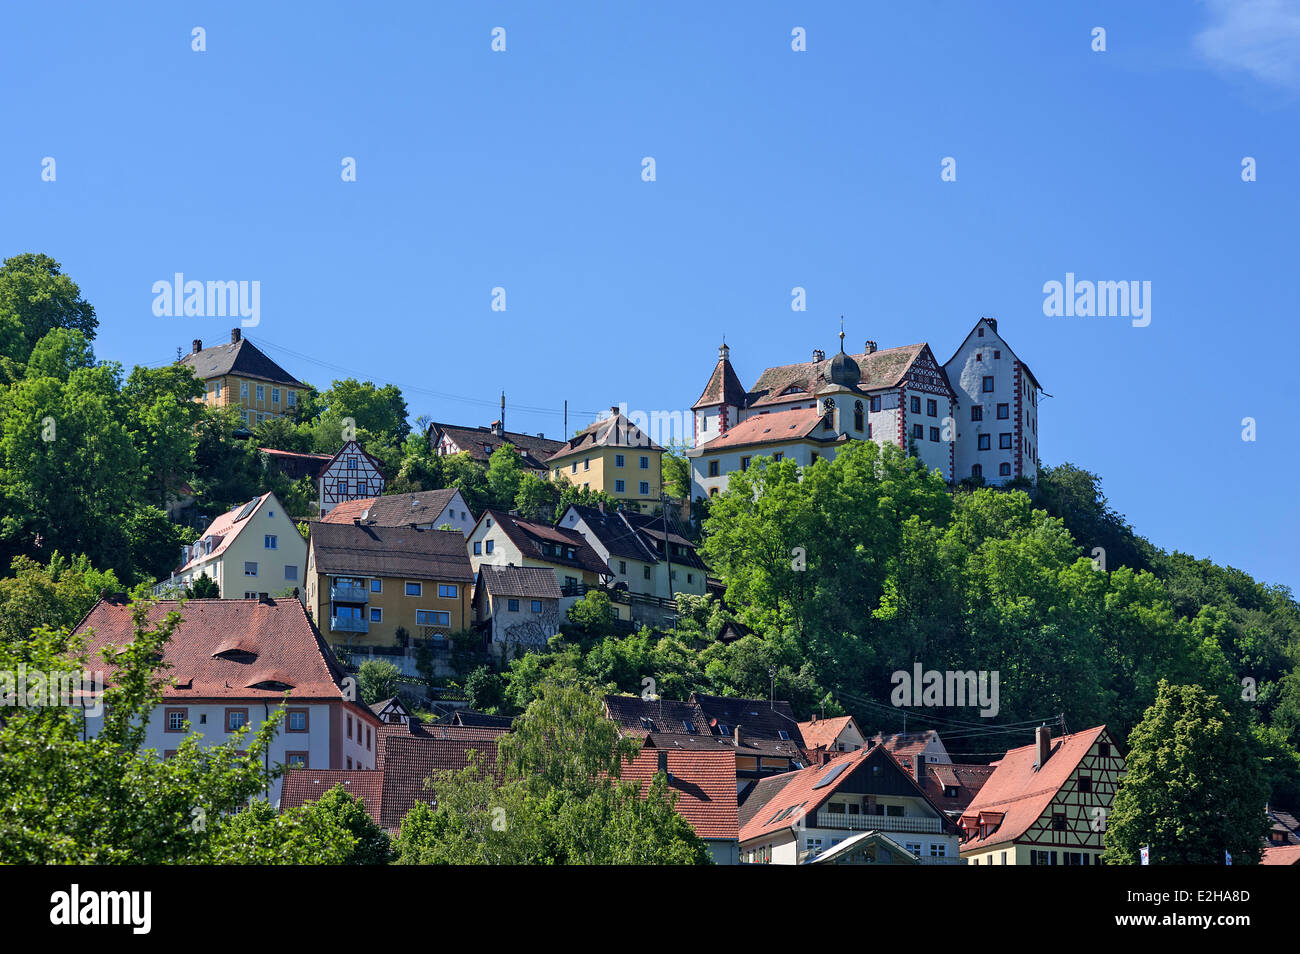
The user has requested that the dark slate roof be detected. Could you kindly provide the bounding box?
[429,422,564,471]
[484,509,610,576]
[747,344,928,407]
[690,693,807,748]
[547,409,663,461]
[179,335,303,387]
[476,565,562,600]
[604,693,807,761]
[566,505,660,563]
[605,695,704,736]
[319,489,465,527]
[378,736,502,831]
[309,522,474,582]
[442,709,514,728]
[737,771,799,828]
[693,349,749,409]
[620,511,707,570]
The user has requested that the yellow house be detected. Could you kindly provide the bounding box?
[180,328,305,427]
[304,521,474,651]
[547,407,663,509]
[958,725,1125,866]
[162,492,307,598]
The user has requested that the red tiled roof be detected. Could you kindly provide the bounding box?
[379,736,501,831]
[691,406,846,455]
[798,716,857,751]
[176,493,273,573]
[259,447,332,463]
[280,770,383,823]
[619,749,739,841]
[1261,844,1300,866]
[958,726,1110,852]
[919,763,996,813]
[693,351,748,410]
[72,597,369,706]
[747,344,935,407]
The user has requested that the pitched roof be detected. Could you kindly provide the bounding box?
[319,489,465,528]
[919,763,996,814]
[958,726,1110,852]
[689,406,846,456]
[943,318,1043,392]
[441,709,514,728]
[798,716,858,751]
[279,770,384,822]
[177,493,276,574]
[547,409,664,461]
[738,744,952,843]
[870,729,948,766]
[690,693,806,748]
[429,422,564,470]
[565,504,661,563]
[604,693,807,762]
[619,749,739,841]
[481,509,609,576]
[320,440,385,477]
[747,344,930,408]
[179,334,304,387]
[693,349,749,409]
[476,564,563,600]
[309,522,473,582]
[618,511,707,570]
[259,447,333,466]
[1262,845,1300,865]
[72,597,370,706]
[378,735,501,830]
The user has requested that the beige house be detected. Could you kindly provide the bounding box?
[179,328,305,427]
[162,492,306,599]
[472,565,563,659]
[547,407,664,509]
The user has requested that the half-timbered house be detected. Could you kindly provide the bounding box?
[318,440,385,517]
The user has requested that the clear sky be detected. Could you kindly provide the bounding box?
[2,2,1297,590]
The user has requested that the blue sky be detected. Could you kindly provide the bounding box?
[2,2,1298,590]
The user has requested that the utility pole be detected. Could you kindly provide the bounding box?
[660,491,674,601]
[563,399,567,438]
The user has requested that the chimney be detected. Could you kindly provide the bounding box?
[865,340,877,354]
[610,405,620,419]
[353,517,361,526]
[812,348,825,362]
[536,432,544,438]
[490,420,503,436]
[1034,724,1051,770]
[192,339,203,354]
[913,753,926,784]
[231,327,241,343]
[986,318,998,332]
[733,724,743,748]
[258,593,272,603]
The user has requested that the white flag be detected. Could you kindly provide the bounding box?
[1140,846,1149,865]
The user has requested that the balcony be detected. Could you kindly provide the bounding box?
[331,584,369,603]
[330,615,368,634]
[817,812,944,834]
[918,855,964,865]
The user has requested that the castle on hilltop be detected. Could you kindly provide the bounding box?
[686,318,1042,500]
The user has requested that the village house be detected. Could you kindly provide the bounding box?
[471,564,564,659]
[74,595,381,803]
[799,714,867,756]
[160,492,306,599]
[428,413,565,475]
[620,749,741,865]
[320,488,475,537]
[304,521,474,656]
[547,407,664,509]
[318,440,385,517]
[737,744,964,865]
[957,725,1124,866]
[557,503,707,626]
[466,509,610,617]
[179,328,305,428]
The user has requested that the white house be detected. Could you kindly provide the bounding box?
[319,440,385,517]
[471,564,563,659]
[162,492,306,599]
[73,595,381,804]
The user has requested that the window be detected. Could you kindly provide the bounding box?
[473,541,481,555]
[416,610,450,627]
[905,842,922,855]
[1064,852,1091,866]
[615,454,625,467]
[999,433,1013,449]
[708,460,719,477]
[365,607,380,624]
[264,534,277,550]
[256,385,265,401]
[929,426,940,442]
[929,843,947,857]
[999,462,1012,476]
[214,381,222,398]
[1000,850,1007,864]
[240,381,249,398]
[571,462,578,474]
[335,480,346,495]
[773,452,783,462]
[165,708,187,733]
[870,396,881,413]
[531,600,542,612]
[347,714,352,739]
[507,598,519,612]
[977,326,984,337]
[485,540,494,554]
[347,458,357,470]
[978,434,991,451]
[1031,850,1057,866]
[854,401,864,431]
[406,582,421,597]
[911,423,923,440]
[1098,742,1111,757]
[244,561,258,576]
[438,584,458,599]
[370,579,382,593]
[1052,812,1067,831]
[244,591,259,599]
[643,566,651,580]
[687,573,694,583]
[994,349,1001,359]
[284,565,297,580]
[1078,774,1093,793]
[640,456,650,469]
[976,353,982,362]
[272,388,280,404]
[287,391,296,407]
[226,708,248,732]
[740,457,751,471]
[618,560,627,574]
[997,403,1009,419]
[982,376,995,393]
[285,752,308,769]
[927,399,937,417]
[971,464,983,478]
[639,481,650,495]
[615,479,626,493]
[910,396,921,413]
[287,709,308,732]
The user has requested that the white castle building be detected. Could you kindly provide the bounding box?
[686,319,1041,500]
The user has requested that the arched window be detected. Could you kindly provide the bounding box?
[854,400,864,432]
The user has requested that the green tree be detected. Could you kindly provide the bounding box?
[358,658,401,705]
[122,363,206,509]
[208,798,355,864]
[297,784,393,864]
[184,574,220,599]
[486,443,525,511]
[0,253,98,366]
[1103,681,1270,865]
[0,552,120,643]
